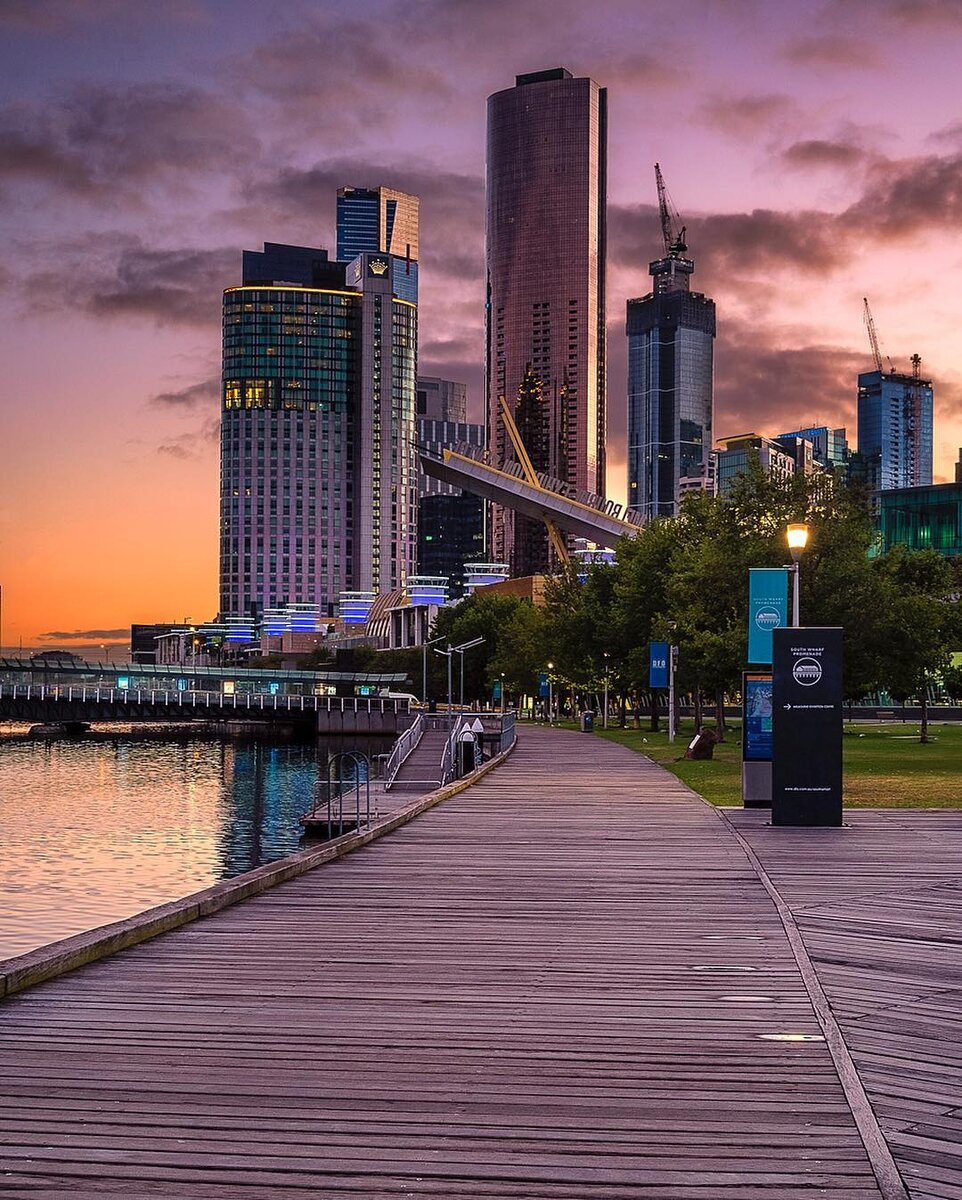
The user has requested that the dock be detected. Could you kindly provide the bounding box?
[1,728,960,1196]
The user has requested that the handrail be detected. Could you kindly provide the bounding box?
[439,714,469,786]
[0,682,410,716]
[383,713,423,787]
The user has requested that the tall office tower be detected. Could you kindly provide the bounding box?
[486,67,607,574]
[220,243,417,621]
[336,186,419,303]
[416,375,485,593]
[627,212,715,520]
[857,365,934,491]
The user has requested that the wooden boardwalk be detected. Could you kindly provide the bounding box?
[732,809,962,1200]
[0,729,893,1198]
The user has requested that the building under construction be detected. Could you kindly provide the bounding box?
[859,299,933,491]
[626,165,716,519]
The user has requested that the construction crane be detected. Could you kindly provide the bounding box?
[654,163,687,259]
[862,297,895,374]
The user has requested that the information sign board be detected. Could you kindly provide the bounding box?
[772,627,843,826]
[742,672,773,762]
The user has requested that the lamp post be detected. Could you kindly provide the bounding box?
[547,661,554,725]
[455,636,485,712]
[500,672,505,715]
[786,523,811,627]
[422,634,444,706]
[602,651,610,730]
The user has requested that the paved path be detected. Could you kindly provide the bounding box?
[0,730,893,1198]
[732,809,962,1200]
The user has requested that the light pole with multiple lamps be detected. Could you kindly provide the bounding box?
[602,651,610,730]
[546,661,554,725]
[435,637,485,719]
[786,523,811,626]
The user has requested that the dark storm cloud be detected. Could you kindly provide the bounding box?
[848,154,962,238]
[609,202,840,283]
[695,93,797,140]
[781,139,869,171]
[85,244,234,324]
[23,238,235,326]
[37,627,128,640]
[782,35,882,70]
[0,81,256,198]
[713,319,865,438]
[150,375,220,408]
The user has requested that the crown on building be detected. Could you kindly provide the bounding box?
[369,259,388,276]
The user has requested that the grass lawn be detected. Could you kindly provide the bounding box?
[581,718,962,809]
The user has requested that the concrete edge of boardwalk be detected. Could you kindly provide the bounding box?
[0,738,517,1002]
[655,750,911,1200]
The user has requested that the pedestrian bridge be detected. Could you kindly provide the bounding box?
[0,682,410,734]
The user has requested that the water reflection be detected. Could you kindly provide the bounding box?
[0,729,392,960]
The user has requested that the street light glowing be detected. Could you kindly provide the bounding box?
[786,523,810,559]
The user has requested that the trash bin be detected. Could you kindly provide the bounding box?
[457,730,479,776]
[580,710,594,732]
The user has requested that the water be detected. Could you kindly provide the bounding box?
[0,728,390,961]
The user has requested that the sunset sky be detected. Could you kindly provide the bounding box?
[2,0,962,649]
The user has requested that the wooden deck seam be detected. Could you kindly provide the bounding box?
[711,802,912,1200]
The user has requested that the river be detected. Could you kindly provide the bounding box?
[0,727,391,961]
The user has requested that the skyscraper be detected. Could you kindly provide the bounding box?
[857,365,933,491]
[219,243,417,622]
[486,68,607,574]
[336,186,419,303]
[416,376,485,595]
[627,211,715,520]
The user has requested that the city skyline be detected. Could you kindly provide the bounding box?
[3,0,962,646]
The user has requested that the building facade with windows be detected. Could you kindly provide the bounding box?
[486,68,607,573]
[336,186,419,303]
[219,243,417,622]
[878,483,962,558]
[627,237,715,520]
[857,369,933,491]
[715,434,798,497]
[777,425,849,473]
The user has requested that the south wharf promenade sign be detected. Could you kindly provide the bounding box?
[772,627,844,827]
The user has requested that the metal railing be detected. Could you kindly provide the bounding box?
[440,715,470,786]
[310,752,372,838]
[0,682,410,716]
[500,710,517,754]
[383,713,423,786]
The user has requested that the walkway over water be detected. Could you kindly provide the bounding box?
[1,729,949,1197]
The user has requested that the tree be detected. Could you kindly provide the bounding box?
[872,547,960,742]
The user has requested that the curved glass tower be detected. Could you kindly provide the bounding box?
[486,68,607,574]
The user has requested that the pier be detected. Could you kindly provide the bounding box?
[1,729,960,1196]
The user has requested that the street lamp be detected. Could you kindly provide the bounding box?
[786,523,811,627]
[422,634,444,706]
[602,651,610,730]
[547,660,555,725]
[500,671,505,715]
[454,636,485,712]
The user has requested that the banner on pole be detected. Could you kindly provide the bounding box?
[649,641,669,690]
[538,671,549,698]
[748,568,789,664]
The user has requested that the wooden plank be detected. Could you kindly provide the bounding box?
[0,731,887,1197]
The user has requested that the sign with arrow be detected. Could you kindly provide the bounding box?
[772,627,843,827]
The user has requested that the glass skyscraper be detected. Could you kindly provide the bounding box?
[220,243,417,621]
[857,369,933,491]
[336,186,419,303]
[627,236,715,520]
[486,68,607,574]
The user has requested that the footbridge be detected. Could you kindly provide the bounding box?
[420,444,644,549]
